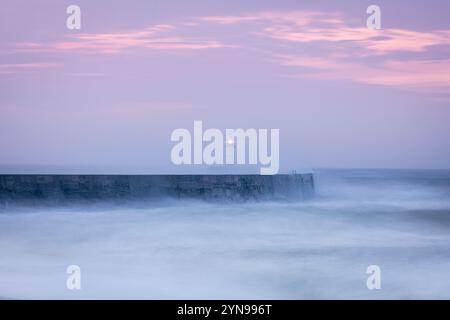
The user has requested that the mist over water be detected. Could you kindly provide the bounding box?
[1,169,450,299]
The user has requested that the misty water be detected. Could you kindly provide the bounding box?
[1,169,450,299]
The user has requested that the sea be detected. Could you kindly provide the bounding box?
[1,169,450,299]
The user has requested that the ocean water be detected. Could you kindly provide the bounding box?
[1,169,450,299]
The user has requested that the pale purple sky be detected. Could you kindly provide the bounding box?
[1,0,450,172]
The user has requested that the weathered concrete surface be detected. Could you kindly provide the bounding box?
[0,174,314,206]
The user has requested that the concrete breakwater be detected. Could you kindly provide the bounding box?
[0,174,314,206]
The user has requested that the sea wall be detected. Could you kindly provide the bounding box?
[0,174,314,206]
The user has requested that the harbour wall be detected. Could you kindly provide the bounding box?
[0,174,314,206]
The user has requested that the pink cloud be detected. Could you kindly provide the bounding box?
[9,10,450,95]
[279,55,450,91]
[201,11,341,27]
[0,63,62,73]
[45,24,229,54]
[265,26,450,55]
[16,42,43,49]
[53,37,226,54]
[201,10,450,93]
[202,10,450,55]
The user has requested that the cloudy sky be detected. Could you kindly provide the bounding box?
[1,0,449,172]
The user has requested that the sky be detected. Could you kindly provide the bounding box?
[0,0,450,172]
